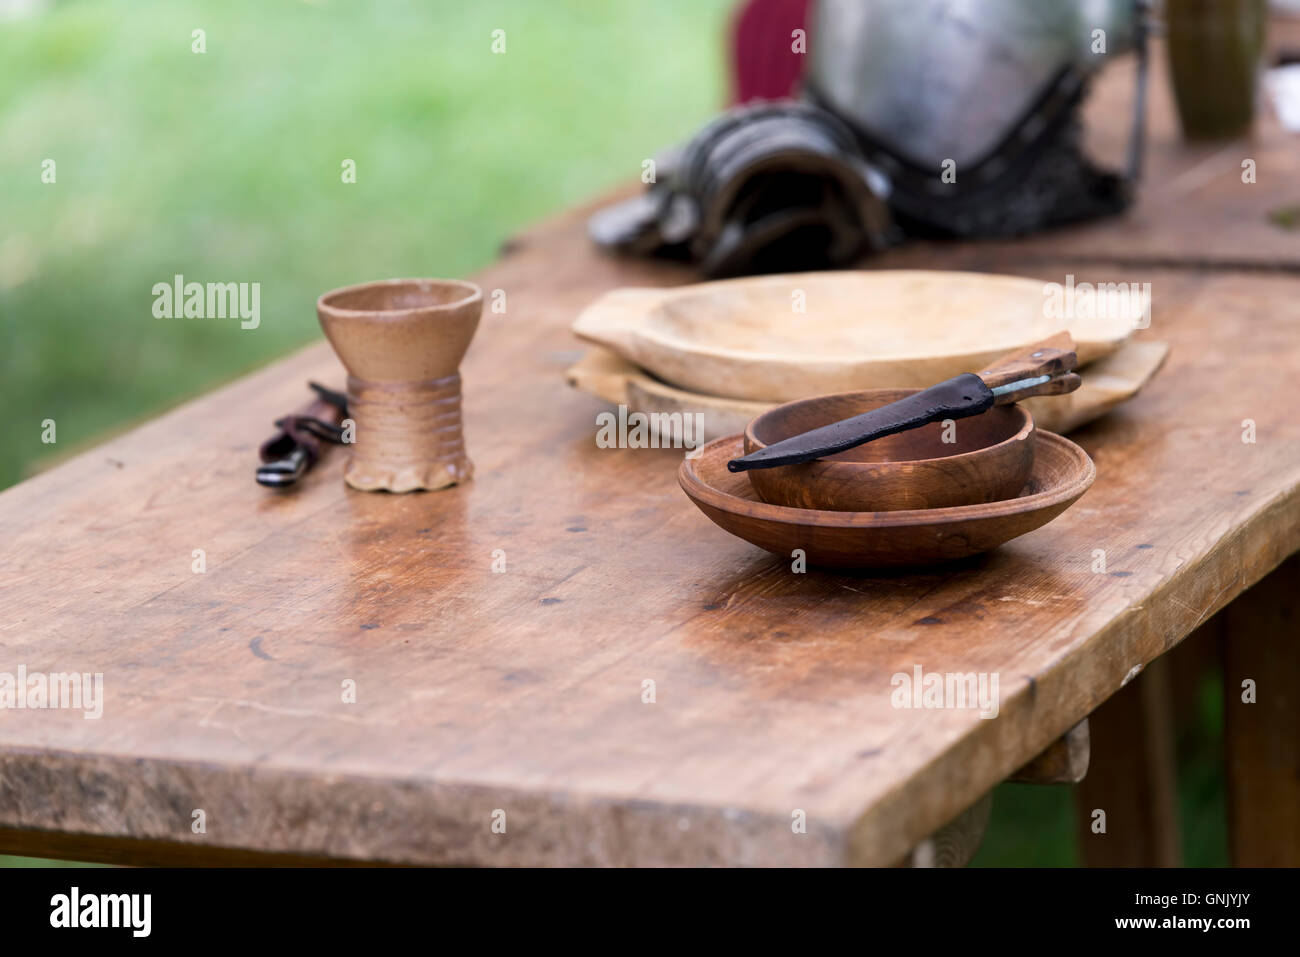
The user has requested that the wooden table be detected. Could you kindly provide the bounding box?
[3,36,1298,868]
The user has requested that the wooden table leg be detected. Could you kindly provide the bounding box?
[1010,720,1090,784]
[903,793,993,868]
[1222,553,1300,866]
[1075,655,1182,866]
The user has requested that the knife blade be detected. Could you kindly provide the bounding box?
[727,333,1081,473]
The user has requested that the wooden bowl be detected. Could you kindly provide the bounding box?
[743,389,1035,512]
[679,433,1094,569]
[573,270,1138,401]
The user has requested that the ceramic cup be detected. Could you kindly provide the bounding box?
[317,278,482,493]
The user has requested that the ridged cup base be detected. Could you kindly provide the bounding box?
[343,374,473,493]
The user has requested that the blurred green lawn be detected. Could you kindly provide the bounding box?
[0,0,734,487]
[0,0,1225,868]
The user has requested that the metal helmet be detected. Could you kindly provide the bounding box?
[589,0,1148,272]
[589,101,894,277]
[806,0,1142,170]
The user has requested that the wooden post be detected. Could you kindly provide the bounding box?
[1075,656,1182,866]
[1010,720,1090,784]
[1222,554,1300,866]
[904,793,993,868]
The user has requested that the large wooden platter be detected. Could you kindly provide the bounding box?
[566,339,1170,443]
[572,270,1140,402]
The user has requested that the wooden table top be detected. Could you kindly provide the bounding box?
[4,213,1299,864]
[3,30,1299,867]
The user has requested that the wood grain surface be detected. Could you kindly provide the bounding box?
[1222,555,1300,866]
[1076,656,1182,866]
[2,196,1298,864]
[3,21,1300,865]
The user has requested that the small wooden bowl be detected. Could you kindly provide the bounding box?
[743,389,1035,512]
[679,433,1094,569]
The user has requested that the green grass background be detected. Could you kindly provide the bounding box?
[0,0,1225,867]
[0,0,734,486]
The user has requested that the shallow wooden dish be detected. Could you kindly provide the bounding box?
[566,340,1170,441]
[743,389,1035,512]
[679,433,1094,569]
[574,270,1138,402]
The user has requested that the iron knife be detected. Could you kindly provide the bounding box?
[727,333,1081,473]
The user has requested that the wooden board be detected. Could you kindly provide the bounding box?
[1222,554,1300,866]
[572,271,1137,402]
[567,339,1170,443]
[2,196,1298,865]
[1075,656,1181,866]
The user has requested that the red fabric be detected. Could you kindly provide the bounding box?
[730,0,815,104]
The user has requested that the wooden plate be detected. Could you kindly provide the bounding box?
[678,432,1095,569]
[567,340,1169,442]
[573,270,1140,401]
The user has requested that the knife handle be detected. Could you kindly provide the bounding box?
[257,392,347,488]
[991,371,1082,404]
[977,332,1081,405]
